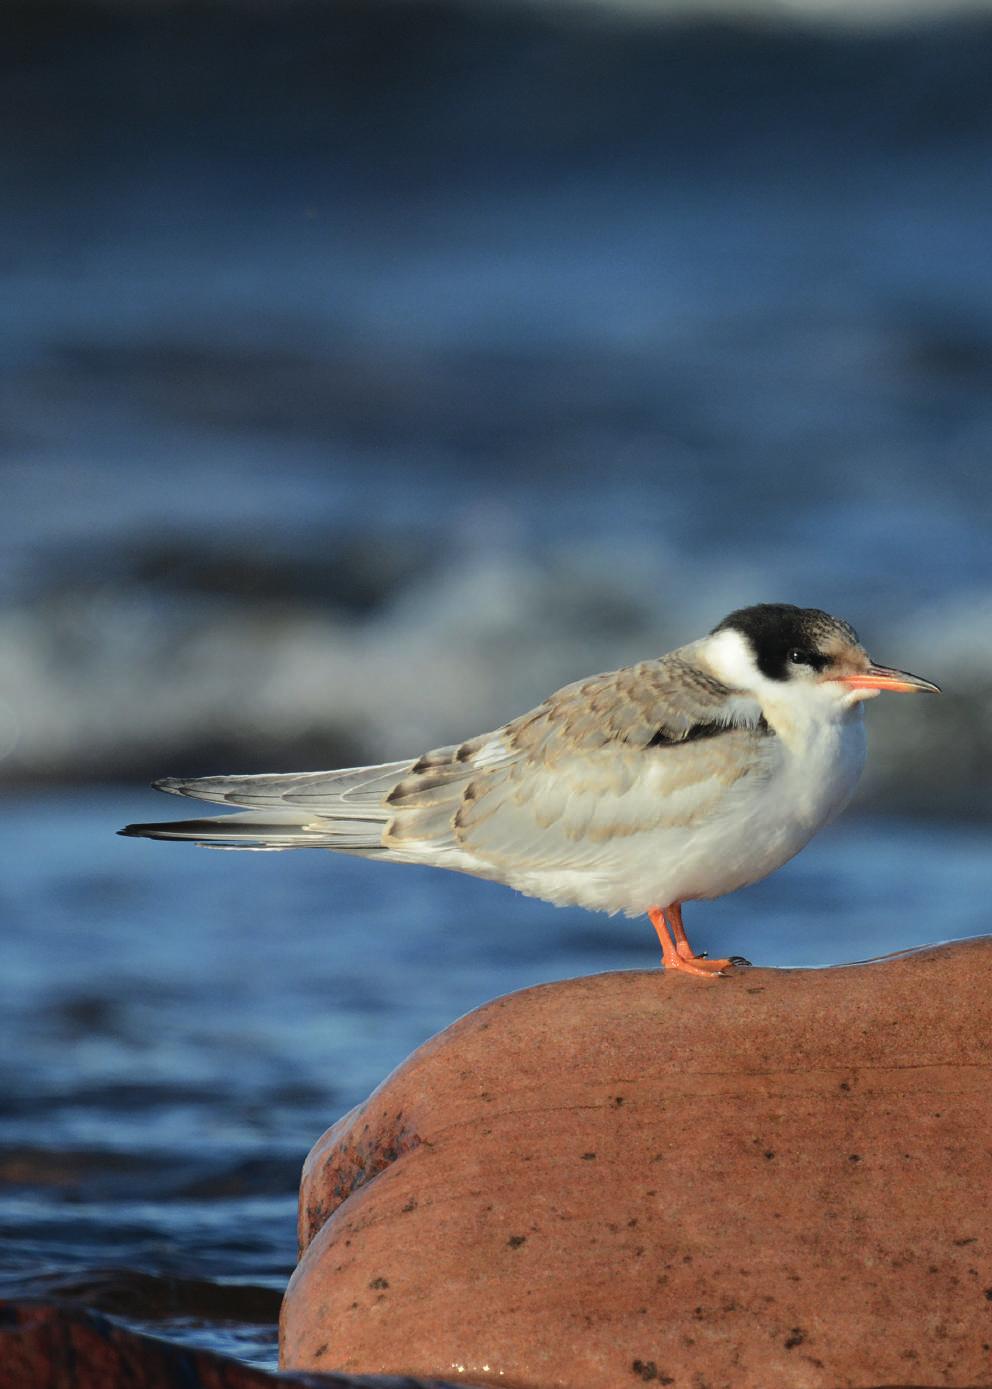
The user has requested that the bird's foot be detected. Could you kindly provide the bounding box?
[659,951,729,977]
[675,953,732,974]
[674,941,734,972]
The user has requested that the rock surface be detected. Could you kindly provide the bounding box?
[0,1298,464,1389]
[281,937,992,1389]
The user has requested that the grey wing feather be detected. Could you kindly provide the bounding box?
[153,761,414,810]
[121,645,767,863]
[118,809,387,851]
[123,761,420,851]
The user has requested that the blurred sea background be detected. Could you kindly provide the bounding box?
[2,0,991,1370]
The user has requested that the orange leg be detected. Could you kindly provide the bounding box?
[647,904,732,977]
[666,902,733,971]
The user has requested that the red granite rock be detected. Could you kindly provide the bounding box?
[280,937,992,1389]
[0,1298,462,1388]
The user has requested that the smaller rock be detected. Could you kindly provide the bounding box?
[0,1299,466,1389]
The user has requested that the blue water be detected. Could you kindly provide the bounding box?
[1,786,989,1364]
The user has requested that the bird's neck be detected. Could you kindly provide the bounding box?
[760,692,864,755]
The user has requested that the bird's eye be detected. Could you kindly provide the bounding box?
[788,648,814,666]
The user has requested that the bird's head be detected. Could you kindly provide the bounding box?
[701,603,940,718]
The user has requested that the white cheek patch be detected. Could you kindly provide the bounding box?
[703,628,764,690]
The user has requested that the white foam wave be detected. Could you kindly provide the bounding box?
[0,545,986,818]
[521,0,992,25]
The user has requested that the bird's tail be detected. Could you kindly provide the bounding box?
[118,761,414,852]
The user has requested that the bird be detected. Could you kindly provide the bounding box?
[120,603,940,977]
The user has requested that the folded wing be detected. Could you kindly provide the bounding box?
[119,648,771,865]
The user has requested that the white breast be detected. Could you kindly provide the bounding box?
[491,706,867,917]
[650,704,867,910]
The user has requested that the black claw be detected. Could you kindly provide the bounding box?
[729,955,752,968]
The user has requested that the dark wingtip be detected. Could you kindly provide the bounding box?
[118,822,185,841]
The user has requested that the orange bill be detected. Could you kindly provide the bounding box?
[830,663,941,695]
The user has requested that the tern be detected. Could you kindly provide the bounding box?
[121,603,939,976]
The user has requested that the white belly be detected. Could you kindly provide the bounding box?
[499,709,867,916]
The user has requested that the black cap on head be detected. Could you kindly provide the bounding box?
[712,603,859,682]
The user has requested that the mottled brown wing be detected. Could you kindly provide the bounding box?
[383,651,771,867]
